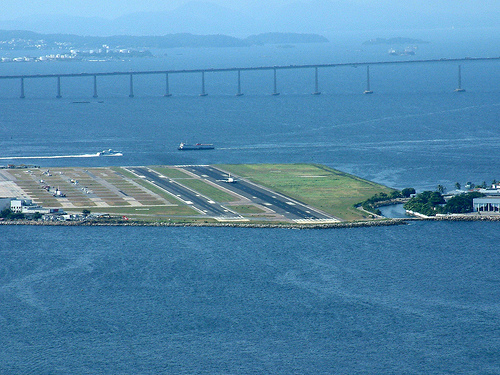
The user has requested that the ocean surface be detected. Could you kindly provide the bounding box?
[1,32,499,373]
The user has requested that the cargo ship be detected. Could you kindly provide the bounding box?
[178,143,214,150]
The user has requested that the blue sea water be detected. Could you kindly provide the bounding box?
[1,223,499,374]
[1,33,500,373]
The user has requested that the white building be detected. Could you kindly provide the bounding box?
[9,198,65,215]
[10,198,36,213]
[473,197,500,213]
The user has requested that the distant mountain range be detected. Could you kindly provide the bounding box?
[0,1,498,37]
[0,30,329,50]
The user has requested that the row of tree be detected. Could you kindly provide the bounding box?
[358,188,416,215]
[0,208,26,220]
[358,181,492,218]
[403,191,484,216]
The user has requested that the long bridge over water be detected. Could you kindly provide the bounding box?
[0,57,498,98]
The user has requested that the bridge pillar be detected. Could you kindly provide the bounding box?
[272,68,280,96]
[236,70,243,96]
[164,73,172,97]
[312,67,321,95]
[454,65,466,92]
[200,71,208,96]
[56,76,62,98]
[20,78,25,99]
[93,75,98,98]
[363,66,373,94]
[129,74,134,98]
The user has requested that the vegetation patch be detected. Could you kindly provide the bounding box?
[358,188,414,215]
[404,191,484,216]
[217,163,396,221]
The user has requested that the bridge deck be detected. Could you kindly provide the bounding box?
[0,57,498,80]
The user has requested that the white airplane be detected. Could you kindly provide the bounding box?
[218,173,237,183]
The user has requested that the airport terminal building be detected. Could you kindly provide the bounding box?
[473,197,500,213]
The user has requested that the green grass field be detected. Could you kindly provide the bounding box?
[217,164,395,221]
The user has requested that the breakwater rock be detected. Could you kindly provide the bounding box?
[1,215,498,228]
[425,215,500,222]
[0,218,408,229]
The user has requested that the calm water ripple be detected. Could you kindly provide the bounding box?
[1,40,499,373]
[0,223,499,373]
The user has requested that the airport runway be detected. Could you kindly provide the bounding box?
[127,167,239,218]
[181,165,337,221]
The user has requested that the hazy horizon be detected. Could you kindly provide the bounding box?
[1,0,499,38]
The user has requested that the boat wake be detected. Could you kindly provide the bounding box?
[0,153,102,160]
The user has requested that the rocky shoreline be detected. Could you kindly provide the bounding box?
[1,218,408,229]
[421,215,500,222]
[1,215,499,229]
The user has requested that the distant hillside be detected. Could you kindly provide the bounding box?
[0,1,497,37]
[0,30,328,50]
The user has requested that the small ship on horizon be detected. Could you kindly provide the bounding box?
[178,143,215,151]
[389,46,417,56]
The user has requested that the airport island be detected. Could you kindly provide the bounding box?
[1,163,498,228]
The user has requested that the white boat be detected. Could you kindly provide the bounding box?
[97,149,123,156]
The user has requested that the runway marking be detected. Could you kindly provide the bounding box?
[214,217,250,222]
[293,219,340,224]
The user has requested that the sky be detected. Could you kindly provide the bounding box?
[0,1,299,20]
[0,0,497,20]
[0,0,498,36]
[3,0,238,19]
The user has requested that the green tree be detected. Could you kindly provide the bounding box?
[401,187,416,198]
[444,192,484,213]
[428,191,446,205]
[455,182,461,190]
[390,190,402,199]
[0,208,24,220]
[403,191,445,216]
[437,185,446,194]
[82,209,91,216]
[0,208,11,218]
